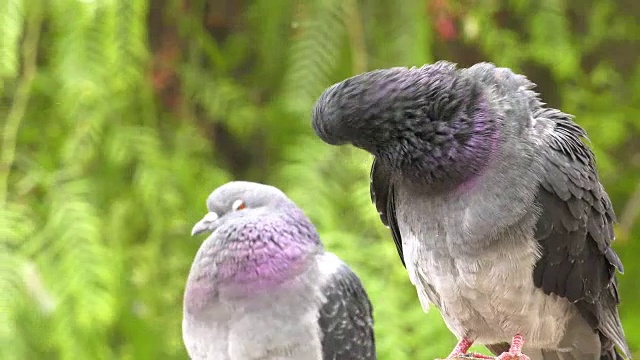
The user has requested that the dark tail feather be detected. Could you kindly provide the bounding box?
[600,347,626,360]
[599,328,631,360]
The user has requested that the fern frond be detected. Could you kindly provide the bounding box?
[33,178,117,358]
[0,248,29,360]
[0,0,24,84]
[0,202,36,247]
[181,69,260,140]
[1,202,46,358]
[246,0,295,86]
[282,0,347,112]
[525,0,578,79]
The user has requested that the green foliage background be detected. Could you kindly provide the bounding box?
[1,0,639,359]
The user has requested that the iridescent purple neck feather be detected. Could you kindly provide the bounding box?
[216,208,321,292]
[187,206,322,304]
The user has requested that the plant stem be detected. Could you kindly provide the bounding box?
[618,180,640,243]
[0,2,42,206]
[344,0,367,74]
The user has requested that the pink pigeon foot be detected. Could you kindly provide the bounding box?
[446,337,494,359]
[495,334,531,360]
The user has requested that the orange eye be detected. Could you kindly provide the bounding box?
[232,199,246,211]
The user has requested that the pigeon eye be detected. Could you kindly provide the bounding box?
[232,200,246,211]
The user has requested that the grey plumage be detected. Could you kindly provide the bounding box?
[182,181,375,360]
[312,61,630,359]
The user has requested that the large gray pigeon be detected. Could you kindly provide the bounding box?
[183,181,376,360]
[311,61,630,360]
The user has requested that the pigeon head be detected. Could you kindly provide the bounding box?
[188,181,322,297]
[312,61,502,186]
[191,181,295,236]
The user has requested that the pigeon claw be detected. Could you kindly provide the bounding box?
[461,354,495,359]
[495,353,530,360]
[447,353,494,359]
[446,337,473,358]
[495,334,530,360]
[445,337,494,359]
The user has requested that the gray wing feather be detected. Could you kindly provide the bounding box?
[532,108,629,359]
[318,260,376,360]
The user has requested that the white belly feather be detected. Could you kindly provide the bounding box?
[183,299,323,360]
[404,230,576,348]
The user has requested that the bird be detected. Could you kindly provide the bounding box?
[311,61,630,360]
[182,181,376,360]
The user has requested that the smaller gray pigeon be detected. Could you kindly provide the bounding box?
[182,181,376,360]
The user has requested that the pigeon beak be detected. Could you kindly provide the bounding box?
[191,212,219,236]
